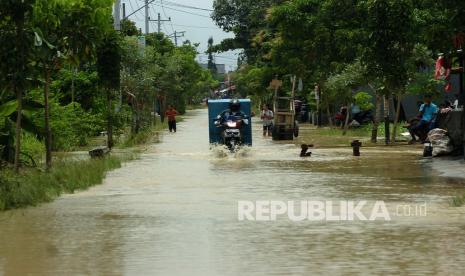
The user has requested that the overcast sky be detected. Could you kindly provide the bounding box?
[121,0,239,71]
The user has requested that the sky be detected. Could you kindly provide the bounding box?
[119,0,240,71]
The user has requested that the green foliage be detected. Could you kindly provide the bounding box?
[362,0,416,91]
[121,19,140,37]
[232,65,273,104]
[207,37,218,75]
[28,100,105,151]
[97,29,122,90]
[451,193,465,207]
[0,97,43,163]
[212,0,457,119]
[20,132,44,164]
[406,72,442,96]
[53,67,100,110]
[324,61,367,106]
[354,92,374,111]
[212,0,284,63]
[0,155,127,211]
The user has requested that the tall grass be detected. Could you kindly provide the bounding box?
[0,155,130,211]
[451,193,465,207]
[0,114,179,211]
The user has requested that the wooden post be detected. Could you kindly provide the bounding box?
[270,78,283,114]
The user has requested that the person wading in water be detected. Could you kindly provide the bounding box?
[165,105,178,133]
[261,104,274,137]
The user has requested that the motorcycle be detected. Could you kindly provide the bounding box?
[214,115,248,152]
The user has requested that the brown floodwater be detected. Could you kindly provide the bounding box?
[1,109,465,275]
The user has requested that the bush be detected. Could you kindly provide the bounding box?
[0,155,127,211]
[31,102,105,151]
[20,132,44,165]
[354,92,374,111]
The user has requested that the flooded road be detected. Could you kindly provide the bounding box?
[1,109,465,275]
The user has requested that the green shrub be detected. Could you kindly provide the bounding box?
[354,92,375,111]
[31,102,105,151]
[21,132,44,165]
[0,155,127,211]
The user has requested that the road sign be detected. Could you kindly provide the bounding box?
[270,79,283,89]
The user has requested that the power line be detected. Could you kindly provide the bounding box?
[151,3,211,18]
[198,54,239,60]
[160,0,213,12]
[160,0,175,34]
[162,22,170,35]
[128,0,143,21]
[169,23,219,30]
[135,0,213,12]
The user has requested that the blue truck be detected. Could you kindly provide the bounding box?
[208,99,253,149]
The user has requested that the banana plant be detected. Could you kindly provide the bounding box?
[0,98,44,165]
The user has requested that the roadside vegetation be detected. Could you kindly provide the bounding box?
[0,0,217,210]
[0,0,217,171]
[0,154,135,211]
[212,0,462,142]
[451,193,465,207]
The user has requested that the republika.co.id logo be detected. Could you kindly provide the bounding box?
[238,201,428,222]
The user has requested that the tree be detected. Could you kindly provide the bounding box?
[390,44,436,142]
[121,19,140,37]
[414,0,465,54]
[212,0,285,64]
[60,0,115,106]
[97,29,121,149]
[32,0,68,170]
[32,0,114,169]
[362,0,415,144]
[0,0,35,172]
[324,61,366,134]
[207,37,218,75]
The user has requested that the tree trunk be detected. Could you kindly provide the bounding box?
[71,66,77,108]
[14,85,23,172]
[135,106,141,134]
[13,16,25,172]
[342,103,351,135]
[391,92,403,143]
[371,93,382,143]
[107,89,114,149]
[44,69,53,170]
[326,104,333,128]
[159,96,166,124]
[384,94,391,145]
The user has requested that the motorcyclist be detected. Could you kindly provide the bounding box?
[216,99,249,127]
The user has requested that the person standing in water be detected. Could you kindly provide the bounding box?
[165,105,178,133]
[261,104,274,137]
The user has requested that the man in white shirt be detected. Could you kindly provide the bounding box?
[261,105,274,137]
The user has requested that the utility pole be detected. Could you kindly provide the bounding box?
[145,0,149,34]
[172,31,185,46]
[113,0,121,31]
[149,13,171,34]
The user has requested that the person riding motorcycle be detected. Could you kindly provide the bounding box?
[216,99,249,127]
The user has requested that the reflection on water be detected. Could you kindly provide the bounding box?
[1,109,465,275]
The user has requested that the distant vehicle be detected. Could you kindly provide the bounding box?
[272,78,299,141]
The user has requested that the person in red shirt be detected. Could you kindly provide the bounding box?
[165,105,178,133]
